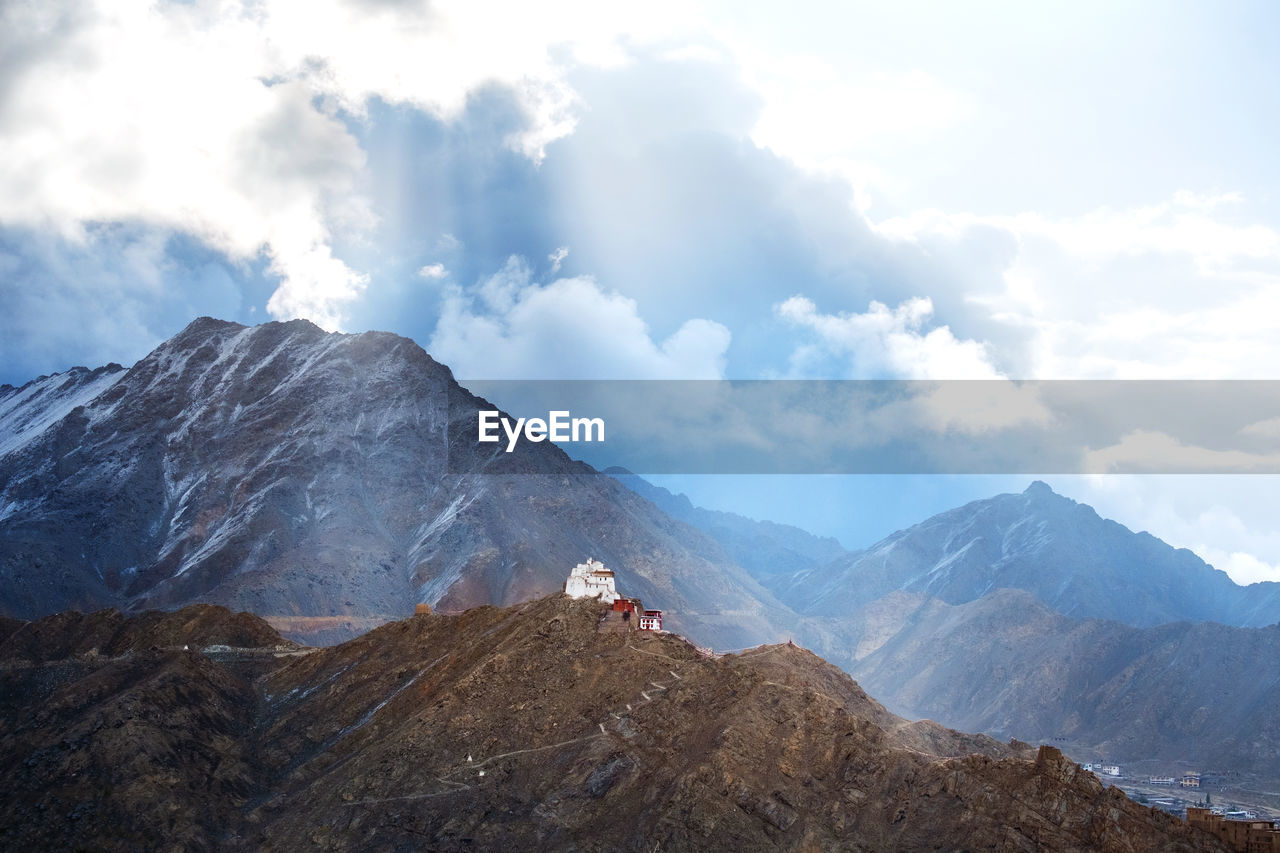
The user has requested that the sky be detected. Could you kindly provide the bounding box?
[3,0,1280,582]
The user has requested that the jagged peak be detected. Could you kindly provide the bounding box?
[175,316,248,338]
[1023,480,1055,497]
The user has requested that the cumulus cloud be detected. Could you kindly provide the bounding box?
[747,63,971,211]
[428,257,730,379]
[417,263,448,280]
[0,0,697,333]
[876,192,1280,378]
[0,4,372,330]
[775,295,1002,379]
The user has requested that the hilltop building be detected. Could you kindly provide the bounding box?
[564,558,619,603]
[565,560,665,633]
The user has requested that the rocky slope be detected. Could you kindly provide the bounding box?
[0,603,291,662]
[0,598,1227,852]
[0,318,794,648]
[776,482,1280,628]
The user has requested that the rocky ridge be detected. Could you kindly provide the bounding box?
[0,598,1226,852]
[775,482,1280,629]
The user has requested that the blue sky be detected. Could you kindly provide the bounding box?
[3,0,1280,580]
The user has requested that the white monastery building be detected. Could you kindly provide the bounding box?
[564,559,665,633]
[564,558,620,603]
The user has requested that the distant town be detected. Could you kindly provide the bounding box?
[1075,761,1275,822]
[1071,762,1280,850]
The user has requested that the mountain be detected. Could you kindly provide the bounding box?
[840,589,1280,776]
[622,478,1280,776]
[776,481,1280,629]
[0,597,1227,852]
[606,470,849,585]
[0,318,794,647]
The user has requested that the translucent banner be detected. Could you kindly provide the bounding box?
[447,380,1280,474]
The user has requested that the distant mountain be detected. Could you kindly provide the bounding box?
[0,596,1225,852]
[613,476,1280,776]
[776,481,1280,628]
[839,588,1280,776]
[0,318,794,647]
[606,470,848,584]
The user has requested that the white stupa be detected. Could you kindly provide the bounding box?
[564,558,619,603]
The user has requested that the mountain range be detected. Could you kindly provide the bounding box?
[628,478,1280,775]
[3,317,1279,780]
[773,481,1280,628]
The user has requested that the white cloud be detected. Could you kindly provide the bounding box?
[429,257,730,379]
[775,295,1002,379]
[548,246,569,274]
[723,29,972,182]
[750,65,972,162]
[1065,475,1280,586]
[0,0,700,331]
[874,191,1280,379]
[731,45,972,214]
[417,263,448,280]
[879,193,1278,268]
[1194,549,1280,586]
[0,4,373,330]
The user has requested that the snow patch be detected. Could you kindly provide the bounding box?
[0,369,124,459]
